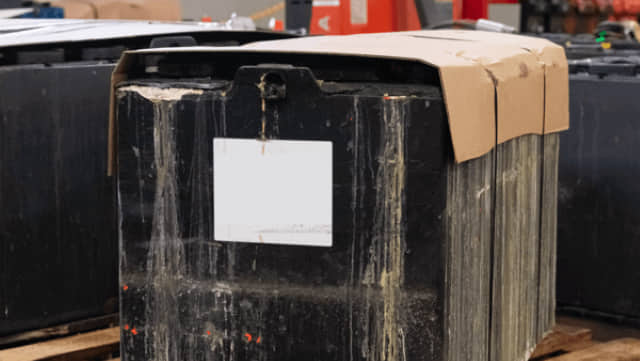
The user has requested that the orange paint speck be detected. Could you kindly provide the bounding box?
[257,336,261,344]
[123,285,128,291]
[384,96,391,100]
[131,328,138,335]
[244,333,252,342]
[207,331,211,336]
[124,324,129,330]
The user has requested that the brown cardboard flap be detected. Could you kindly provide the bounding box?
[51,0,181,20]
[108,30,569,171]
[418,30,570,134]
[52,0,96,18]
[459,45,545,144]
[396,36,546,145]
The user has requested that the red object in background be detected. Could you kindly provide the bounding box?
[395,0,423,31]
[307,0,514,34]
[453,0,491,20]
[462,0,489,19]
[612,0,640,15]
[453,0,516,21]
[309,0,421,34]
[269,18,285,31]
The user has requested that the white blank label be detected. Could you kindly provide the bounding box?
[312,0,340,6]
[351,0,368,24]
[213,138,332,247]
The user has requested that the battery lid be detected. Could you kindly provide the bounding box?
[110,30,569,168]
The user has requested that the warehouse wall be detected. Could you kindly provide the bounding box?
[180,0,284,28]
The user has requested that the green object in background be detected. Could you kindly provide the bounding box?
[596,30,607,43]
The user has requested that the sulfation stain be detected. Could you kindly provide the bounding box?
[148,99,185,361]
[119,82,205,360]
[118,85,203,103]
[376,99,407,361]
[358,98,408,361]
[257,77,268,141]
[118,83,196,361]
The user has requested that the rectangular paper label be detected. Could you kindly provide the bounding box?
[213,138,332,247]
[312,0,340,6]
[350,0,368,24]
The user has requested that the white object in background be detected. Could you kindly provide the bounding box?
[350,0,367,25]
[312,0,340,6]
[476,18,516,33]
[0,19,227,48]
[225,12,256,30]
[213,138,332,247]
[0,8,33,19]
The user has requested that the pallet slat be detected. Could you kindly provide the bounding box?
[0,327,119,361]
[530,323,594,358]
[1,320,638,361]
[0,313,118,349]
[547,338,640,360]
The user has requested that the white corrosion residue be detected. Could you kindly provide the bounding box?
[118,85,203,103]
[475,184,491,199]
[375,98,408,361]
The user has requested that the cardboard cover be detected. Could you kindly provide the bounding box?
[419,30,570,135]
[108,30,569,172]
[48,0,181,21]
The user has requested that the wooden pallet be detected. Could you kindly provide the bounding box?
[530,323,640,360]
[0,313,118,349]
[1,320,638,360]
[0,326,119,361]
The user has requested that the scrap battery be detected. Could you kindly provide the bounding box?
[0,19,293,339]
[531,32,640,59]
[114,31,568,361]
[557,55,640,323]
